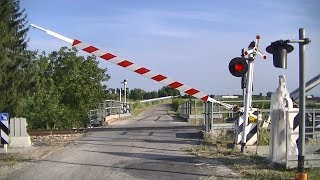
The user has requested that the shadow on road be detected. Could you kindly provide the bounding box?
[76,142,182,152]
[32,159,237,178]
[83,150,198,163]
[176,132,203,139]
[77,138,198,145]
[86,125,203,132]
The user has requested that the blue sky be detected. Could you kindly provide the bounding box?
[21,0,320,96]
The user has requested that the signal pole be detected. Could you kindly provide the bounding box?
[121,79,128,103]
[239,36,266,152]
[241,54,254,152]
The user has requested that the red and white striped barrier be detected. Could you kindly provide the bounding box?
[30,24,234,110]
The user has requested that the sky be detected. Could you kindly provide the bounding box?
[21,0,320,96]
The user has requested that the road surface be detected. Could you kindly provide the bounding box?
[2,104,238,180]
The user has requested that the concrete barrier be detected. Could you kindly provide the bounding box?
[9,117,32,148]
[104,113,131,125]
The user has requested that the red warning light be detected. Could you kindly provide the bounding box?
[244,51,248,55]
[263,55,267,60]
[234,63,244,72]
[256,35,260,40]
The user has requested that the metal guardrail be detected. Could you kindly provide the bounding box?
[88,100,131,126]
[178,99,204,120]
[285,108,320,169]
[178,99,234,131]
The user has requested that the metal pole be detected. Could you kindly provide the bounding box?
[313,108,315,138]
[119,88,122,114]
[124,79,127,104]
[241,48,246,107]
[241,60,254,152]
[211,101,214,131]
[119,88,122,102]
[194,99,197,121]
[203,102,206,130]
[206,102,212,133]
[297,28,306,174]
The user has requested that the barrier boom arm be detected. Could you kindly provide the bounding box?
[30,24,235,110]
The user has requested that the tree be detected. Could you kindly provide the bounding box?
[158,86,180,97]
[0,0,30,116]
[23,47,110,129]
[129,88,145,100]
[143,91,159,99]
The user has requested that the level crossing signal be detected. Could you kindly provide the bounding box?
[228,57,248,77]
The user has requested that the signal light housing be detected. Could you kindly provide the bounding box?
[266,40,294,69]
[229,57,248,77]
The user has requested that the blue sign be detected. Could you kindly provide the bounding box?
[0,113,9,121]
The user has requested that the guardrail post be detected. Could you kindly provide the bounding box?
[205,102,209,133]
[194,99,197,121]
[110,100,113,115]
[312,108,315,138]
[204,102,206,132]
[211,101,213,131]
[187,101,189,115]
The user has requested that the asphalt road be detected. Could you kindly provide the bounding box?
[2,104,238,180]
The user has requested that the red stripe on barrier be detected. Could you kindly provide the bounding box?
[100,53,116,60]
[72,39,81,46]
[118,60,133,67]
[201,95,209,101]
[83,46,99,53]
[152,74,167,82]
[185,88,199,95]
[169,81,183,89]
[135,67,150,74]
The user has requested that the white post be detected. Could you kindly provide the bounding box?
[4,144,8,153]
[241,60,254,152]
[124,79,127,103]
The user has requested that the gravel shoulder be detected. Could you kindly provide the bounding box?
[0,133,83,177]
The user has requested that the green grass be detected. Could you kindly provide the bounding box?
[187,130,320,179]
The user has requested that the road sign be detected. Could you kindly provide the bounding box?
[0,112,9,145]
[0,113,9,121]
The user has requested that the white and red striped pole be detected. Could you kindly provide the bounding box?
[30,24,234,110]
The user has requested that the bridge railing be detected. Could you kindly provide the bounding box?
[178,99,203,124]
[88,100,131,126]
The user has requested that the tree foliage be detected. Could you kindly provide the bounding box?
[157,86,180,97]
[22,47,110,129]
[0,0,31,116]
[129,88,145,100]
[127,86,180,101]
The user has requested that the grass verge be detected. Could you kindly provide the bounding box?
[187,130,320,179]
[0,153,21,167]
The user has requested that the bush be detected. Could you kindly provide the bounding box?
[172,98,184,111]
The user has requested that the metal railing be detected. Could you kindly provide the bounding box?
[178,99,235,130]
[285,108,320,169]
[178,99,204,120]
[88,100,131,125]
